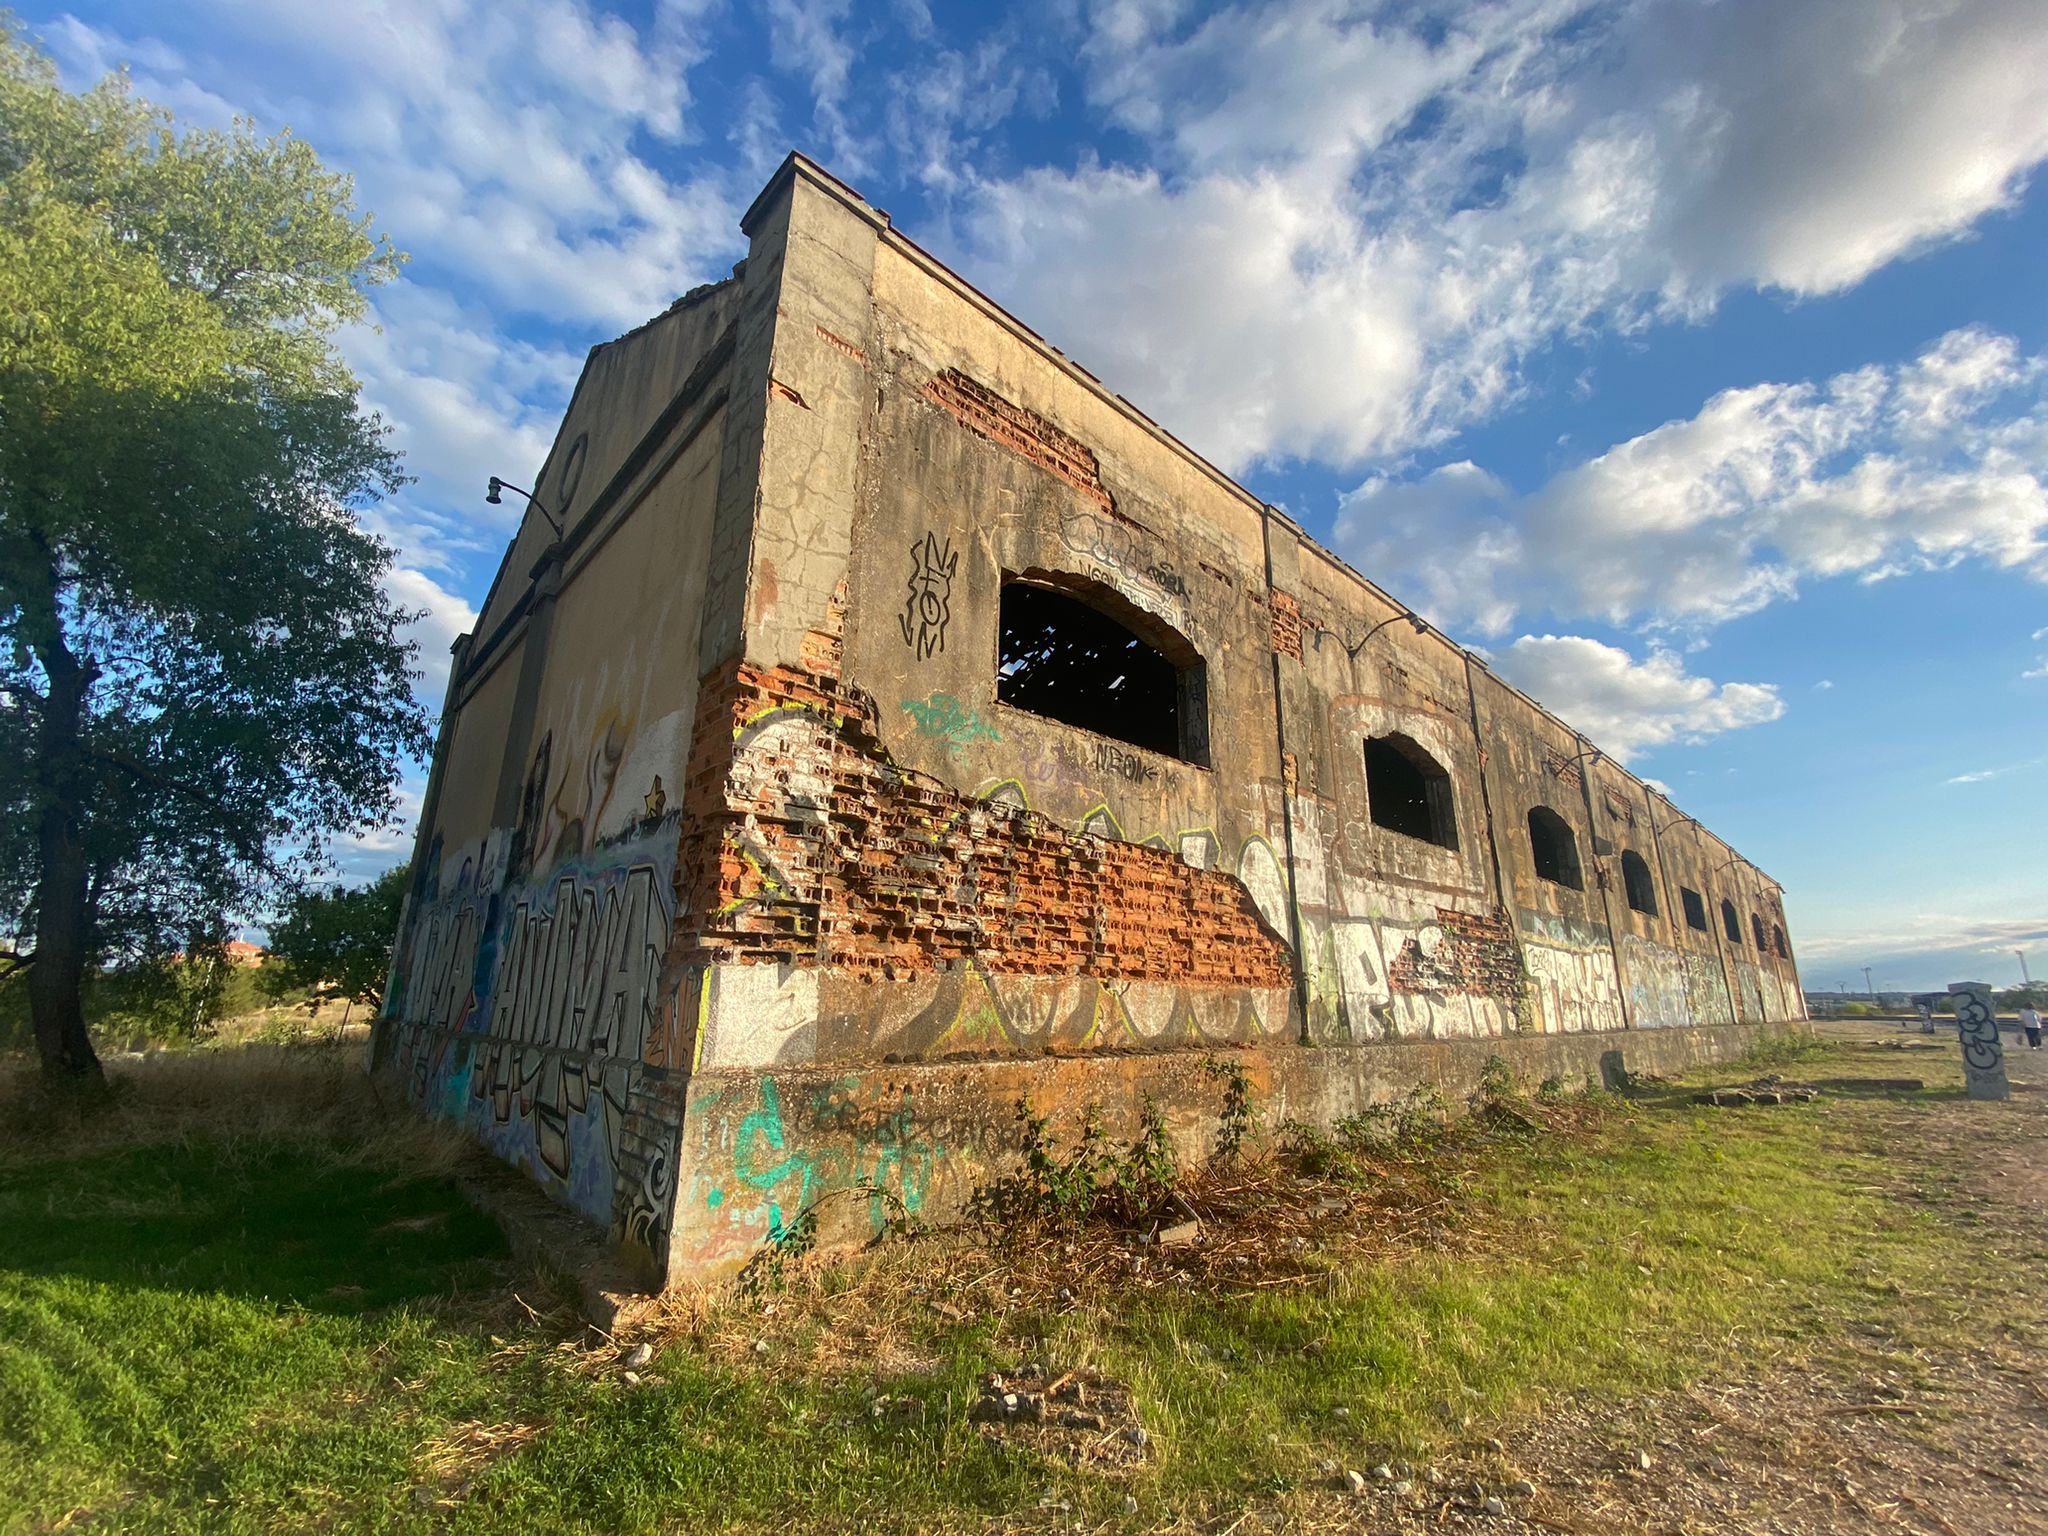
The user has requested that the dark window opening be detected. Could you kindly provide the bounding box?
[1721,898,1742,944]
[1681,887,1709,932]
[1751,912,1768,951]
[997,579,1207,764]
[1364,734,1458,850]
[1621,850,1658,916]
[1527,806,1583,889]
[1772,924,1789,959]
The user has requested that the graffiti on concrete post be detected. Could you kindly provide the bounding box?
[1948,980,2010,1101]
[897,531,958,659]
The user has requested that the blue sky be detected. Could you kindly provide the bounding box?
[31,0,2048,992]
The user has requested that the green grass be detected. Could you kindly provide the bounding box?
[0,1033,2016,1533]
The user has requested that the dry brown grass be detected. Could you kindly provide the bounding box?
[645,1102,1592,1394]
[0,1037,471,1175]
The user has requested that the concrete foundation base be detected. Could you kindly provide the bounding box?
[664,1018,1801,1282]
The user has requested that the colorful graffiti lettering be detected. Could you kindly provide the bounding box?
[390,818,681,1242]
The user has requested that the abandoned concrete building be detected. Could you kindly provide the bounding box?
[372,153,1806,1285]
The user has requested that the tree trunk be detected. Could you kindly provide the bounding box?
[25,586,103,1091]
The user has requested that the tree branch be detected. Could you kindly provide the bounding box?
[83,747,270,865]
[0,951,35,979]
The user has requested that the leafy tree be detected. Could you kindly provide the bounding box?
[263,866,408,1015]
[0,28,429,1086]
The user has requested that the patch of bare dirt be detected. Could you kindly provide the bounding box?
[1322,1030,2048,1536]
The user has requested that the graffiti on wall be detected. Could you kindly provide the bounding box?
[898,531,958,659]
[1734,963,1764,1024]
[1058,509,1190,613]
[475,849,671,1191]
[1518,911,1626,1035]
[1619,933,1692,1029]
[902,691,998,750]
[391,814,682,1241]
[1683,949,1735,1027]
[678,1072,953,1268]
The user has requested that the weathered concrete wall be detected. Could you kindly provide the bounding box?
[1585,760,1692,1030]
[669,1019,1795,1274]
[382,154,1807,1287]
[381,279,748,1275]
[1270,533,1522,1045]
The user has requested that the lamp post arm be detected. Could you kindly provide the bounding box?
[485,476,564,538]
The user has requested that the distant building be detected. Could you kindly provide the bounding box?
[1805,990,1913,1012]
[373,154,1806,1285]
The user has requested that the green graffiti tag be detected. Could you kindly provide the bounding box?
[723,1075,944,1242]
[902,691,999,750]
[732,1078,815,1239]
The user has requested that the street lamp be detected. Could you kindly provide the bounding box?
[1344,608,1429,658]
[485,476,563,538]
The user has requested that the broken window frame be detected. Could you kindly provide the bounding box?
[1362,733,1459,851]
[1772,923,1790,959]
[995,573,1210,767]
[1620,849,1658,917]
[1526,805,1584,890]
[1750,911,1768,951]
[1720,898,1743,945]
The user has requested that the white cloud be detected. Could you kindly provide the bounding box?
[1797,913,2048,963]
[343,286,581,520]
[1338,327,2048,635]
[1945,756,2045,786]
[37,3,733,699]
[1487,635,1784,762]
[382,565,480,707]
[765,0,872,174]
[49,2,742,332]
[324,773,429,886]
[945,0,2048,472]
[1813,679,1834,691]
[2028,626,2048,680]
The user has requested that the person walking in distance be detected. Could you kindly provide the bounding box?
[2020,1000,2044,1051]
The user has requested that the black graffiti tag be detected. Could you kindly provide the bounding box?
[898,531,959,659]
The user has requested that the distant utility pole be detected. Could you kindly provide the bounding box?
[1863,966,1875,998]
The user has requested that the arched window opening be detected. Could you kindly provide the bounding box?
[1720,898,1742,945]
[1751,912,1768,951]
[1621,850,1658,916]
[1364,734,1458,850]
[998,579,1208,764]
[1527,806,1583,890]
[1681,887,1708,932]
[1772,924,1789,959]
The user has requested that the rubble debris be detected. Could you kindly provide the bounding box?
[1695,1074,1820,1107]
[965,1367,1148,1466]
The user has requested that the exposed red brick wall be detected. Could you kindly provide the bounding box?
[1542,748,1585,789]
[920,369,1112,512]
[1387,907,1523,999]
[672,616,1293,991]
[1270,590,1303,661]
